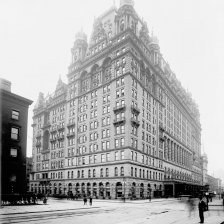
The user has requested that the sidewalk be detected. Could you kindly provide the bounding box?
[0,197,176,215]
[190,198,224,224]
[1,197,223,224]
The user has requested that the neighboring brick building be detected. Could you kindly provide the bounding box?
[30,0,202,198]
[1,78,32,196]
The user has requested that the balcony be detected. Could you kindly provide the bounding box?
[57,125,65,131]
[31,123,37,127]
[113,117,126,125]
[67,121,75,127]
[159,134,165,142]
[113,104,126,112]
[50,127,57,133]
[36,133,42,138]
[42,122,51,129]
[57,134,65,140]
[159,124,165,132]
[67,132,75,138]
[130,117,140,126]
[50,137,57,142]
[35,142,41,147]
[131,105,140,114]
[41,148,50,153]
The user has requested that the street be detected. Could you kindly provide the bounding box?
[0,197,223,224]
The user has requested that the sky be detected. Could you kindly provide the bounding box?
[1,0,224,182]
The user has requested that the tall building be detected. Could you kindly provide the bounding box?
[201,153,208,186]
[0,78,32,196]
[30,0,202,198]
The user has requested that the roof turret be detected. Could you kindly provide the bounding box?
[120,0,134,7]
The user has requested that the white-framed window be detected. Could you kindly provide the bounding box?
[11,127,19,140]
[10,148,17,157]
[12,110,19,120]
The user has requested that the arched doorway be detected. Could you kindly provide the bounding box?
[140,183,144,198]
[75,183,80,197]
[68,183,72,193]
[81,183,85,196]
[116,182,123,198]
[87,183,91,196]
[99,182,104,198]
[93,182,97,198]
[59,183,62,194]
[54,183,57,195]
[129,182,136,199]
[147,183,152,198]
[105,182,110,198]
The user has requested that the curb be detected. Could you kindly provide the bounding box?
[0,206,100,216]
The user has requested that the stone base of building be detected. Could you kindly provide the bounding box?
[30,178,164,199]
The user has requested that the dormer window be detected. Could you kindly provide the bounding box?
[120,20,125,32]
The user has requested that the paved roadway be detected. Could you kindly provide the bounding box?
[0,197,223,224]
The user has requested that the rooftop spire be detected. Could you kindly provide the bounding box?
[120,0,134,7]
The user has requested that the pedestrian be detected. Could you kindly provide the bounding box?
[83,195,87,205]
[187,196,195,217]
[198,195,206,223]
[43,196,47,205]
[89,196,92,206]
[149,195,151,202]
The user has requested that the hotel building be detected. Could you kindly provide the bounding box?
[30,0,202,198]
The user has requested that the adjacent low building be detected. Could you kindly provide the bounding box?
[1,78,32,196]
[30,0,203,198]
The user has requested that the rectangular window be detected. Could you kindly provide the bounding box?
[121,151,124,160]
[10,148,17,157]
[12,110,19,120]
[94,155,97,163]
[115,151,119,160]
[115,139,119,148]
[11,127,19,140]
[106,153,110,161]
[101,154,105,162]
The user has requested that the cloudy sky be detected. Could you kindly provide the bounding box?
[1,0,224,182]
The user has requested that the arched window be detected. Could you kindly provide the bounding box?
[131,167,133,176]
[68,171,70,179]
[93,169,96,177]
[120,19,125,32]
[106,168,109,177]
[139,169,142,178]
[88,169,91,178]
[120,167,124,176]
[135,168,137,177]
[77,170,80,178]
[114,167,118,176]
[71,171,73,179]
[100,168,103,177]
